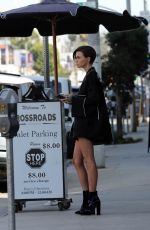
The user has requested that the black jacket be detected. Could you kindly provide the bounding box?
[71,67,112,145]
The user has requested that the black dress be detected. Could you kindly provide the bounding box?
[71,67,112,145]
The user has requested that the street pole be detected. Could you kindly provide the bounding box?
[143,0,150,151]
[6,138,16,230]
[144,0,148,11]
[126,0,136,132]
[148,101,150,152]
[87,0,102,78]
[41,0,50,89]
[43,36,50,88]
[126,0,131,14]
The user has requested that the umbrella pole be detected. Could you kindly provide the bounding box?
[43,36,50,88]
[52,17,58,96]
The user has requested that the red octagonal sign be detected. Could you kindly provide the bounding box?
[25,148,46,168]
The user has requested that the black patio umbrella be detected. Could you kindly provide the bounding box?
[0,0,148,94]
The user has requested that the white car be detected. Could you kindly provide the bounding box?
[0,72,34,183]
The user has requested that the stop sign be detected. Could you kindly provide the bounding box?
[25,148,46,168]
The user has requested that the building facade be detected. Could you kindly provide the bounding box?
[0,38,34,75]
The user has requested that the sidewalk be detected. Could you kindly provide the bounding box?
[0,123,150,230]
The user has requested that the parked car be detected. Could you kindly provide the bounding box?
[0,72,34,184]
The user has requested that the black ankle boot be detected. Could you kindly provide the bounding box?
[75,190,89,214]
[88,191,101,215]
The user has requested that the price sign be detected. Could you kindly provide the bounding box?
[13,102,64,200]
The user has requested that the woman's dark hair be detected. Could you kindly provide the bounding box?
[73,45,96,64]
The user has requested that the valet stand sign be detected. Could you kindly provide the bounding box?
[13,101,64,201]
[0,89,65,230]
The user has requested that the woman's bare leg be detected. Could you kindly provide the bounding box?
[78,138,98,192]
[73,140,89,191]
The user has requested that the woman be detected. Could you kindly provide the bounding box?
[61,46,112,215]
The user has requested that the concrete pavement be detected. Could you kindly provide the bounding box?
[0,122,150,230]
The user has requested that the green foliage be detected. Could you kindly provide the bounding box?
[113,132,142,144]
[10,30,40,49]
[147,52,150,64]
[102,26,148,93]
[29,40,45,74]
[102,26,148,139]
[10,30,69,76]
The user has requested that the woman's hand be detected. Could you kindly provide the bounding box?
[60,94,72,104]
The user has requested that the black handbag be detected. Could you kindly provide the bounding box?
[66,124,75,159]
[71,95,86,118]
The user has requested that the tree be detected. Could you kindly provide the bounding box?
[10,30,40,49]
[102,26,148,139]
[10,30,68,76]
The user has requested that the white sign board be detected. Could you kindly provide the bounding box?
[13,101,64,200]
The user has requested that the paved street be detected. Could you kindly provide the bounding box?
[0,122,150,230]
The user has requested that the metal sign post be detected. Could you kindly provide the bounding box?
[6,138,16,230]
[148,103,150,153]
[0,88,19,230]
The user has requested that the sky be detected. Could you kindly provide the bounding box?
[0,0,149,16]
